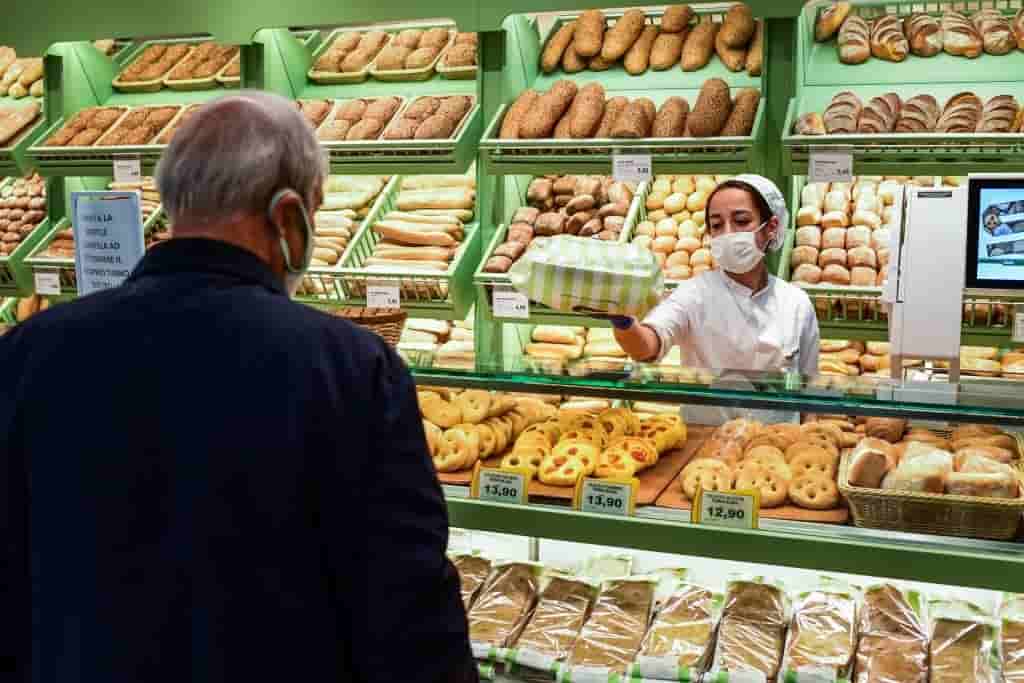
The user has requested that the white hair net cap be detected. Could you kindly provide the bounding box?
[732,173,788,251]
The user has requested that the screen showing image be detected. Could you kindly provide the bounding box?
[973,186,1024,284]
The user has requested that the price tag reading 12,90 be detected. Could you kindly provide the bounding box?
[471,463,528,505]
[693,488,759,530]
[574,478,637,516]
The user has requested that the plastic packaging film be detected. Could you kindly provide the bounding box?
[634,582,723,680]
[928,598,998,683]
[711,577,789,679]
[567,576,658,674]
[780,579,858,681]
[511,576,598,671]
[853,583,929,683]
[451,553,493,612]
[1002,594,1024,681]
[467,561,542,652]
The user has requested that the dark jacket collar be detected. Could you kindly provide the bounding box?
[127,238,286,296]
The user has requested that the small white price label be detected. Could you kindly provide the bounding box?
[694,489,758,529]
[808,149,853,183]
[576,479,634,516]
[612,153,652,184]
[33,270,61,296]
[113,157,142,184]
[492,287,529,319]
[366,281,400,309]
[475,469,527,505]
[791,666,837,683]
[1013,311,1024,342]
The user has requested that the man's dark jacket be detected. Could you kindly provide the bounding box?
[0,238,476,683]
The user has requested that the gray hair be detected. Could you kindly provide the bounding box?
[156,91,328,225]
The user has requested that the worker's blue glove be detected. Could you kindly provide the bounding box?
[608,315,634,330]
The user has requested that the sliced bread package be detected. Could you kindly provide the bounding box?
[450,552,493,611]
[853,583,929,683]
[710,575,789,680]
[779,576,859,682]
[467,560,543,661]
[1001,594,1024,681]
[928,596,999,683]
[508,574,599,676]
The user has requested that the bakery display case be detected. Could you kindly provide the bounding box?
[0,48,47,177]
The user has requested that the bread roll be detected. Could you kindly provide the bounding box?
[791,245,819,268]
[851,266,877,286]
[946,471,1018,498]
[823,264,851,285]
[823,190,848,213]
[822,227,847,250]
[792,263,822,284]
[846,225,871,249]
[801,184,825,210]
[796,225,822,248]
[850,210,881,229]
[819,248,848,268]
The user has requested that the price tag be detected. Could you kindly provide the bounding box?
[693,489,759,529]
[33,270,61,296]
[492,286,529,319]
[612,153,652,184]
[574,478,636,516]
[1014,311,1024,343]
[366,280,400,309]
[809,149,853,183]
[112,157,142,184]
[471,464,528,505]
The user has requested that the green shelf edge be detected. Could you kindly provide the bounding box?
[445,495,1024,592]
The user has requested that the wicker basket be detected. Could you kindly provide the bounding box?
[333,307,407,348]
[838,453,1024,541]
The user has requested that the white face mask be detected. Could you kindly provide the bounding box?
[710,221,769,274]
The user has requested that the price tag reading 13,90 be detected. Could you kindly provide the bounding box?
[693,488,759,530]
[574,478,636,517]
[471,464,528,505]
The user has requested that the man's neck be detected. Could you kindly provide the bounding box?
[724,263,769,294]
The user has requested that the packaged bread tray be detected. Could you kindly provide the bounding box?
[506,573,599,677]
[928,596,999,683]
[436,31,478,80]
[368,26,455,81]
[628,576,724,682]
[308,28,393,85]
[508,235,664,317]
[466,560,544,663]
[163,43,239,90]
[315,96,406,144]
[380,94,476,142]
[779,576,858,683]
[709,575,789,681]
[563,576,658,678]
[215,53,241,87]
[450,552,493,612]
[853,583,929,683]
[40,106,131,148]
[1001,593,1024,681]
[112,41,196,93]
[94,105,183,147]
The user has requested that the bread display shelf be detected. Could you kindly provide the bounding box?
[164,45,240,91]
[368,29,455,82]
[24,208,166,295]
[0,109,46,177]
[440,426,712,504]
[472,175,645,325]
[0,177,51,297]
[308,27,394,85]
[330,174,480,320]
[479,96,765,176]
[798,1,1024,88]
[838,452,1024,540]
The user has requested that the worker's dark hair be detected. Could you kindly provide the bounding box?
[706,180,774,223]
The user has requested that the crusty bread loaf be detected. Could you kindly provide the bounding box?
[1014,8,1024,50]
[816,2,851,42]
[936,92,983,133]
[894,94,939,133]
[942,10,983,58]
[857,93,901,134]
[971,8,1015,55]
[977,95,1019,133]
[904,13,943,57]
[793,112,825,135]
[870,15,909,62]
[838,15,871,64]
[824,91,863,134]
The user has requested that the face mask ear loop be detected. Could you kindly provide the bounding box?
[268,189,308,275]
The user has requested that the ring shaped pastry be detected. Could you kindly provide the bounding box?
[600,407,641,435]
[609,437,659,469]
[789,474,839,510]
[597,413,628,442]
[538,454,585,486]
[560,428,608,449]
[521,421,561,446]
[743,445,786,465]
[567,415,611,441]
[553,439,601,476]
[500,452,539,476]
[596,451,638,479]
[800,421,843,446]
[512,442,551,468]
[423,420,442,458]
[476,423,497,459]
[681,464,735,501]
[734,463,788,508]
[789,450,837,480]
[419,392,463,429]
[433,440,466,473]
[444,425,481,468]
[455,389,492,424]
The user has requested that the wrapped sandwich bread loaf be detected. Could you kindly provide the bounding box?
[467,561,542,653]
[500,78,758,141]
[712,577,788,678]
[854,583,929,683]
[451,554,493,612]
[510,575,597,669]
[633,581,722,678]
[780,580,857,680]
[1002,595,1024,681]
[679,418,846,511]
[631,174,724,281]
[539,4,761,77]
[929,598,998,683]
[795,90,1021,136]
[567,577,657,674]
[483,175,636,275]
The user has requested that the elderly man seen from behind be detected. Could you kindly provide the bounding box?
[0,92,477,683]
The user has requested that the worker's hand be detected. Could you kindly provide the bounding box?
[587,312,635,330]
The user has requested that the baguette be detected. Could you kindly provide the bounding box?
[541,22,577,72]
[373,222,459,246]
[383,211,460,226]
[401,175,475,190]
[500,89,539,139]
[411,209,474,221]
[396,188,475,211]
[369,245,453,261]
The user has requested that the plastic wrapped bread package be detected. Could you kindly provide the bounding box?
[629,580,724,681]
[508,235,665,316]
[710,576,789,680]
[451,553,493,612]
[565,576,658,677]
[928,597,999,683]
[507,575,599,677]
[779,577,859,682]
[467,561,543,660]
[853,583,929,683]
[1001,594,1024,681]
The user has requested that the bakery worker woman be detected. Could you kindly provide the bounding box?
[613,174,820,389]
